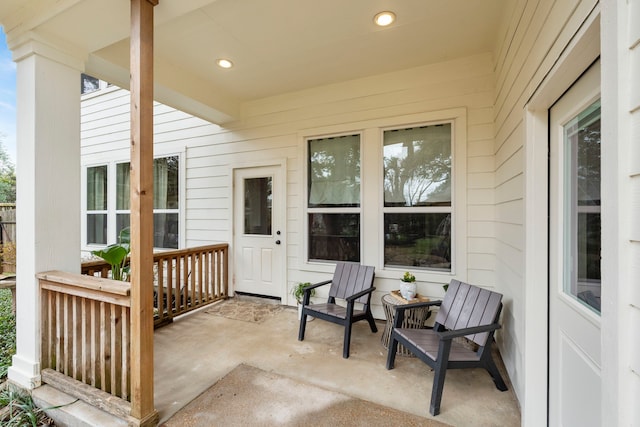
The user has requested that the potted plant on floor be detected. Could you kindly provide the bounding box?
[292,282,315,320]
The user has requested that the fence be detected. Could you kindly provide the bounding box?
[0,207,16,273]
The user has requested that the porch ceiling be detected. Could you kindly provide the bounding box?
[0,0,510,124]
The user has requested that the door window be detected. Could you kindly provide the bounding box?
[563,99,601,313]
[244,177,272,235]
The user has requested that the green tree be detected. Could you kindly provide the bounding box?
[0,134,15,203]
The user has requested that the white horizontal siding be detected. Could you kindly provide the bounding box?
[81,53,496,306]
[492,0,599,410]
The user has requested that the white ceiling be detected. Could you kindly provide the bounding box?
[1,0,511,123]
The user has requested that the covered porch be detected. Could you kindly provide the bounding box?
[3,0,640,425]
[35,295,520,426]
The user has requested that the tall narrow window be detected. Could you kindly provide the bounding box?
[116,156,180,249]
[564,99,601,313]
[87,165,108,244]
[307,134,361,262]
[383,124,452,270]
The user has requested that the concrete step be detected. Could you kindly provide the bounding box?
[32,385,128,427]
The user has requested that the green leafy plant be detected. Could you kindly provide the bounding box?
[91,227,130,281]
[401,271,416,283]
[0,289,16,380]
[292,282,315,304]
[0,385,55,426]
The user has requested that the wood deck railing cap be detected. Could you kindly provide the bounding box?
[37,270,131,296]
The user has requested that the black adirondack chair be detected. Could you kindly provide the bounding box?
[298,262,377,358]
[386,279,508,416]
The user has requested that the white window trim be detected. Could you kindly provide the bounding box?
[305,131,364,264]
[299,108,467,283]
[81,151,184,253]
[380,120,455,274]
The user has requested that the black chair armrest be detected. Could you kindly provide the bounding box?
[391,300,442,328]
[302,280,332,304]
[346,286,376,302]
[393,300,442,313]
[304,280,332,291]
[437,322,501,341]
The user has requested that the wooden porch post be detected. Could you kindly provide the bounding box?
[130,0,159,425]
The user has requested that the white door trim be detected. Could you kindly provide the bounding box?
[523,8,600,427]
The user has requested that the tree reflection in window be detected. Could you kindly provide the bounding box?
[383,124,452,271]
[384,124,451,207]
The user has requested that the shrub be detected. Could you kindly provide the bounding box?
[0,289,16,380]
[0,384,55,426]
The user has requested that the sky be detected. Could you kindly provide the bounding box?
[0,28,16,163]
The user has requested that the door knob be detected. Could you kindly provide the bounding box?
[275,240,281,245]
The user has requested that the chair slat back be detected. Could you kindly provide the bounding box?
[329,262,375,304]
[435,279,503,346]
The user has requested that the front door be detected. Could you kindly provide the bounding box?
[548,60,601,426]
[233,165,284,298]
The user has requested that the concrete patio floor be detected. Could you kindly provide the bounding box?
[153,296,521,427]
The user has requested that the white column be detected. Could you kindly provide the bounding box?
[7,37,82,389]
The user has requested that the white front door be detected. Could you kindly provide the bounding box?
[548,60,601,426]
[233,165,284,298]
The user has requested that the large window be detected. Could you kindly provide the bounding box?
[85,156,180,249]
[307,134,361,262]
[87,165,108,244]
[383,124,452,271]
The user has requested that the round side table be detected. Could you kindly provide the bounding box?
[381,293,431,357]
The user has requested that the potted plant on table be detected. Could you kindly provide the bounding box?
[292,282,315,320]
[400,271,417,300]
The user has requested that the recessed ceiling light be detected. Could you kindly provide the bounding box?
[216,58,233,69]
[374,11,396,27]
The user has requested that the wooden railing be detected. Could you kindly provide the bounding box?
[37,244,229,421]
[81,244,229,327]
[38,271,135,420]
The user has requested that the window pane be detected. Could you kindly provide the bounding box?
[309,213,360,262]
[244,177,272,235]
[576,110,601,206]
[117,163,130,210]
[154,156,179,209]
[308,135,360,207]
[384,213,451,270]
[154,213,179,249]
[577,213,601,283]
[87,214,107,245]
[81,74,100,95]
[116,214,130,240]
[383,124,451,207]
[87,166,107,210]
[118,157,180,210]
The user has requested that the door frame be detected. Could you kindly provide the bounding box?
[523,9,600,427]
[230,159,287,299]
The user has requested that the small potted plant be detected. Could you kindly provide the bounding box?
[292,282,315,320]
[400,271,417,300]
